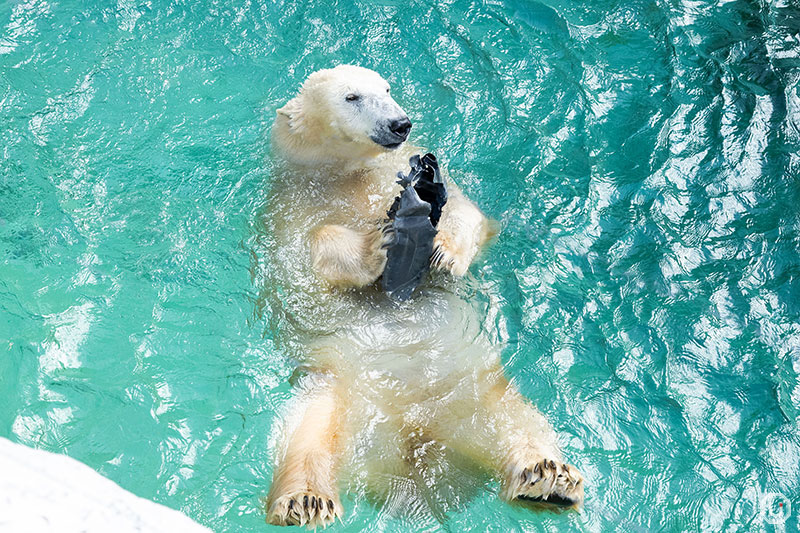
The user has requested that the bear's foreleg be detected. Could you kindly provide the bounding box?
[310,224,389,288]
[431,186,497,277]
[266,380,347,528]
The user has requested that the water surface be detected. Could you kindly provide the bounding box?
[1,0,799,531]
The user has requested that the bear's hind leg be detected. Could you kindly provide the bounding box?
[500,442,584,508]
[266,380,347,528]
[485,371,584,508]
[440,368,584,509]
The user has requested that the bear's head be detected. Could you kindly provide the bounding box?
[274,65,412,165]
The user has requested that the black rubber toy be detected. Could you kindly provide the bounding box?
[381,153,448,300]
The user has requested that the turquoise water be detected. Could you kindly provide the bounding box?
[2,0,799,531]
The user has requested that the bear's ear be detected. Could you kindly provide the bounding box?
[277,96,305,133]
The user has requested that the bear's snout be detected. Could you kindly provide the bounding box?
[371,115,412,149]
[389,117,412,140]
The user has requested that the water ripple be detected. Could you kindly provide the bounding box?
[1,0,799,531]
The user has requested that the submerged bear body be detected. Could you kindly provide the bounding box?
[260,65,584,528]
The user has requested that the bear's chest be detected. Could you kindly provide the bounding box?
[313,169,403,224]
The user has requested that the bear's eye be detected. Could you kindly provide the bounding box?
[386,88,390,93]
[345,94,360,102]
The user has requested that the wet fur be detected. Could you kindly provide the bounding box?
[263,65,584,528]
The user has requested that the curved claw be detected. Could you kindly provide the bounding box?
[504,457,584,509]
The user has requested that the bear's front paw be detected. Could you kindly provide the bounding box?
[266,490,342,528]
[310,224,387,288]
[431,231,475,277]
[504,458,584,508]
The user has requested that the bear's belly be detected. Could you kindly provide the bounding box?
[305,286,498,389]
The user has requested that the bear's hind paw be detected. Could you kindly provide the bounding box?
[267,490,342,529]
[504,458,584,509]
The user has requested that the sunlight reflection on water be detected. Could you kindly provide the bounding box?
[1,0,799,531]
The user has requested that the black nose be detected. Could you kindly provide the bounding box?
[389,117,412,139]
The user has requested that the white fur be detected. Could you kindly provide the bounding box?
[262,65,583,528]
[274,65,407,166]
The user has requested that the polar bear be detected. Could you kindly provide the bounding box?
[261,65,584,528]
